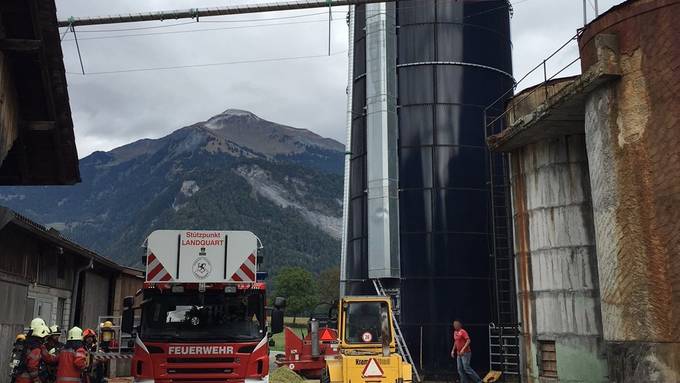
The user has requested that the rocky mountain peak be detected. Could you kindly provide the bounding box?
[209,109,262,123]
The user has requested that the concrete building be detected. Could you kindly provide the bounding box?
[0,206,143,378]
[487,0,680,381]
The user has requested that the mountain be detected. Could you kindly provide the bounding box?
[0,109,345,275]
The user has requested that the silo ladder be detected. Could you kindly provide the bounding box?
[373,279,421,383]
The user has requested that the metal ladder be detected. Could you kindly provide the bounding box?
[485,113,521,378]
[372,279,421,382]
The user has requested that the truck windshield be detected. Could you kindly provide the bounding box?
[344,301,390,344]
[141,290,265,342]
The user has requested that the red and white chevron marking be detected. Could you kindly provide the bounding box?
[230,253,256,282]
[146,252,173,282]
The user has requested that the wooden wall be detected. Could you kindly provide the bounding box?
[79,271,111,330]
[0,51,19,167]
[0,223,79,289]
[0,277,29,379]
[112,273,143,317]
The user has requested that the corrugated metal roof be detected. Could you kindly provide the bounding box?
[0,206,128,272]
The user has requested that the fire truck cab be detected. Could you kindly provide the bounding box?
[122,230,285,383]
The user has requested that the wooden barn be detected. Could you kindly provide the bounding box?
[0,207,143,378]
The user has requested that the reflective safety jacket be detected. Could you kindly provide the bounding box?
[15,340,57,383]
[55,346,89,383]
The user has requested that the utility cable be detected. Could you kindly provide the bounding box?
[62,18,344,42]
[65,50,347,76]
[68,10,345,33]
[71,25,86,74]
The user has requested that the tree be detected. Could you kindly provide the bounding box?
[317,266,340,304]
[273,266,319,322]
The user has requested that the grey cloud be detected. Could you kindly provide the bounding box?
[57,0,623,157]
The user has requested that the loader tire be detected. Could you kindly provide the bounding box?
[321,368,331,383]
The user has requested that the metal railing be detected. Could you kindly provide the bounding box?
[488,323,520,376]
[484,32,583,136]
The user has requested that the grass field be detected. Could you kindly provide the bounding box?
[270,317,307,352]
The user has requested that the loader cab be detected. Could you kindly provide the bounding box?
[338,297,396,353]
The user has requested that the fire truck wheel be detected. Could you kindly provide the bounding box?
[321,368,331,383]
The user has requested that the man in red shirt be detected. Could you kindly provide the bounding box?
[450,320,482,383]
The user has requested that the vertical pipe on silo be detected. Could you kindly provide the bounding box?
[339,5,356,297]
[365,2,400,279]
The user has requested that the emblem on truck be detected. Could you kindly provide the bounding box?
[192,257,212,279]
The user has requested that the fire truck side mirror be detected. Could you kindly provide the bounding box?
[271,309,284,334]
[122,295,135,334]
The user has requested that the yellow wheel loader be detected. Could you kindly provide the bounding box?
[322,296,413,383]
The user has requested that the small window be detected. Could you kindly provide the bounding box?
[539,340,558,378]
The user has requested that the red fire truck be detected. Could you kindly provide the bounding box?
[122,230,284,383]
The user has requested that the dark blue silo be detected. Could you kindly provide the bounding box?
[344,0,513,377]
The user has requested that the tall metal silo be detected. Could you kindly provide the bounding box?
[340,0,513,377]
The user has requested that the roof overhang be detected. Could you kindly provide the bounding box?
[0,0,80,185]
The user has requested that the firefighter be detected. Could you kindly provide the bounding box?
[9,334,27,383]
[46,326,64,354]
[98,321,117,352]
[81,329,101,383]
[81,330,97,353]
[15,324,53,383]
[56,327,89,383]
[44,326,63,383]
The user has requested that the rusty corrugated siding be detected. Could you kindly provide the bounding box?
[510,152,534,378]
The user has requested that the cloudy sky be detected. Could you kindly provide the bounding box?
[56,0,625,158]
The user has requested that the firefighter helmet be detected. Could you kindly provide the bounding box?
[67,327,84,341]
[32,325,51,339]
[49,325,61,335]
[83,328,97,339]
[101,321,114,328]
[30,317,46,331]
[15,333,26,342]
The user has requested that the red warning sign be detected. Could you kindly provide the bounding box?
[320,328,335,341]
[362,358,384,378]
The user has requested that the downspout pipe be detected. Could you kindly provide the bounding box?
[69,258,93,328]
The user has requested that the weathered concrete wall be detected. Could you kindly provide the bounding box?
[511,135,607,382]
[580,1,680,381]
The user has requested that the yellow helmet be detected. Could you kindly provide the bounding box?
[67,327,83,341]
[101,321,114,328]
[15,333,26,342]
[49,325,61,335]
[32,325,51,339]
[30,318,46,331]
